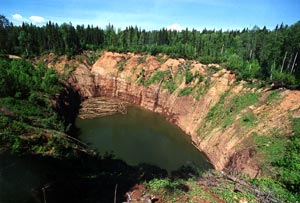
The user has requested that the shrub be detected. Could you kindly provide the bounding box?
[163,81,178,93]
[185,71,194,84]
[178,87,194,97]
[145,71,165,86]
[240,113,257,127]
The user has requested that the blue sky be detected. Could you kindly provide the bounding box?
[1,0,300,31]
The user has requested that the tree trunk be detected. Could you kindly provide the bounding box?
[280,51,287,73]
[291,52,298,73]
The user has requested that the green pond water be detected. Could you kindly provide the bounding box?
[0,106,212,202]
[77,106,212,172]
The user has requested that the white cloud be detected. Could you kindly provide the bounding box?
[12,14,24,21]
[166,23,184,31]
[29,16,45,23]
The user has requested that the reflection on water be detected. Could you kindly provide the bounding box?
[0,106,212,202]
[77,105,212,172]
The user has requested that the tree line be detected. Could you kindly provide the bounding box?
[0,15,299,87]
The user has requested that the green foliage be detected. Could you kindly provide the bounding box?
[62,64,76,79]
[225,54,244,71]
[185,179,215,202]
[194,86,206,100]
[136,68,146,85]
[241,59,262,80]
[147,178,176,193]
[117,56,127,71]
[178,87,194,97]
[206,66,220,75]
[2,16,300,87]
[252,132,286,173]
[198,55,215,64]
[252,117,300,197]
[0,58,67,156]
[275,117,300,193]
[146,178,190,202]
[155,55,168,64]
[185,70,194,84]
[1,16,300,87]
[195,72,204,83]
[163,80,178,93]
[206,91,229,122]
[240,113,257,127]
[271,68,297,87]
[251,177,299,202]
[145,71,165,86]
[231,92,259,112]
[137,55,147,64]
[11,136,22,153]
[211,180,256,203]
[86,51,101,65]
[0,59,61,98]
[204,92,260,130]
[266,90,281,105]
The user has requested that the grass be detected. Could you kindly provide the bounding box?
[117,56,127,71]
[209,178,257,203]
[137,55,147,64]
[62,64,76,79]
[163,80,178,93]
[178,61,192,71]
[266,90,281,105]
[186,179,215,202]
[205,91,229,122]
[231,92,260,112]
[252,132,286,173]
[156,56,168,64]
[240,113,257,127]
[146,178,216,202]
[249,118,300,201]
[178,87,194,97]
[145,71,165,86]
[146,178,185,202]
[199,91,260,135]
[250,177,299,202]
[206,66,220,75]
[185,70,194,84]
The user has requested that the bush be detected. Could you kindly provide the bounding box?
[147,178,175,193]
[117,57,126,71]
[185,71,194,84]
[276,117,300,193]
[225,53,244,71]
[271,69,297,87]
[145,71,165,86]
[240,113,257,127]
[178,87,194,97]
[163,81,178,93]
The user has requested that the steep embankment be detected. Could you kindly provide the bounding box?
[47,51,300,177]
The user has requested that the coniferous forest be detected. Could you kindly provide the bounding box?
[0,15,299,87]
[1,14,300,202]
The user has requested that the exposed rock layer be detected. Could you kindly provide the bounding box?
[61,51,300,176]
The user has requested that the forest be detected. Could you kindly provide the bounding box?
[1,14,300,201]
[0,15,299,87]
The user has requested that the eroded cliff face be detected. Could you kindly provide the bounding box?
[50,51,300,176]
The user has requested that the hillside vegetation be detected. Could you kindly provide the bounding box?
[45,51,300,202]
[1,15,299,87]
[1,14,300,202]
[0,57,84,157]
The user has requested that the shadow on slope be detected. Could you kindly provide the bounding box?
[0,152,205,203]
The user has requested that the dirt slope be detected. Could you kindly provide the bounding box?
[47,51,300,177]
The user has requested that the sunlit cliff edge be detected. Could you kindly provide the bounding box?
[44,51,300,178]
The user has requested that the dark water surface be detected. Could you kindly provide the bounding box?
[0,106,212,202]
[77,106,212,172]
